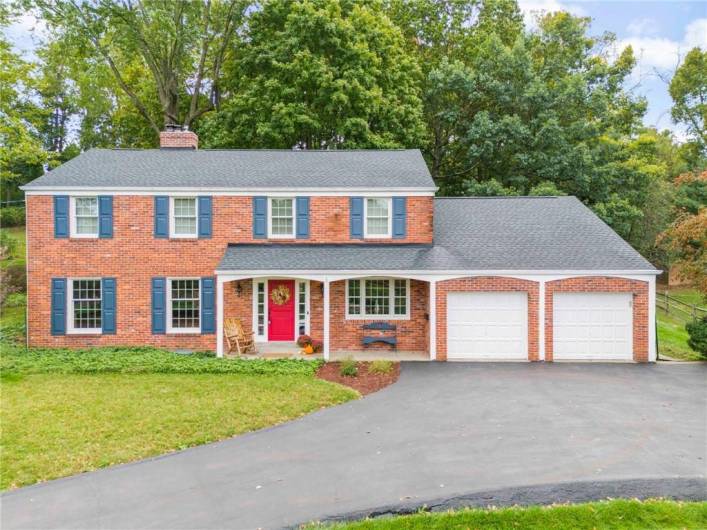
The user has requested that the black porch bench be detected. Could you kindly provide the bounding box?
[362,322,397,349]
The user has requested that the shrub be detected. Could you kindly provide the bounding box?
[297,334,312,347]
[369,360,393,374]
[0,263,26,306]
[686,316,707,357]
[0,206,25,227]
[3,292,26,308]
[0,230,17,259]
[339,358,358,377]
[311,339,323,353]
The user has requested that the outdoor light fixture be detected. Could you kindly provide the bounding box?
[235,282,242,296]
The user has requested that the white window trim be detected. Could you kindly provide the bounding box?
[66,277,102,334]
[345,277,410,320]
[169,197,198,239]
[252,279,268,341]
[166,277,201,334]
[363,197,392,239]
[296,280,310,337]
[69,196,99,238]
[267,197,296,239]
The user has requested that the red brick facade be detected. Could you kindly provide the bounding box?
[26,194,433,348]
[545,276,649,362]
[435,277,540,361]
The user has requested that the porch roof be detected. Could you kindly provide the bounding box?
[217,243,466,272]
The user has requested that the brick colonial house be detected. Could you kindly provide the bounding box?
[22,128,659,362]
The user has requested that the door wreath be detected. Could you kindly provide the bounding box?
[270,285,291,305]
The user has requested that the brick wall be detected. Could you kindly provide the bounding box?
[27,194,432,348]
[545,276,649,362]
[159,131,198,149]
[435,277,540,361]
[328,280,429,353]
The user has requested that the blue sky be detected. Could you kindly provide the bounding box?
[6,1,707,140]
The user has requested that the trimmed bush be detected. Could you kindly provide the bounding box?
[3,292,26,308]
[339,358,358,377]
[0,263,26,306]
[1,345,324,375]
[0,206,25,228]
[0,230,17,259]
[686,316,707,357]
[369,360,393,374]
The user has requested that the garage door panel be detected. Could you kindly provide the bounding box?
[553,293,632,361]
[447,292,528,360]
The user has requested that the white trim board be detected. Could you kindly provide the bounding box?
[22,188,437,197]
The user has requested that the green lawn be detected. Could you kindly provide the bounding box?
[657,309,703,361]
[661,286,706,306]
[2,371,355,490]
[313,499,707,530]
[0,225,26,269]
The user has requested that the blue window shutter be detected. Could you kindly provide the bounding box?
[253,196,267,238]
[198,196,212,238]
[296,197,310,239]
[201,277,215,334]
[392,197,407,239]
[154,196,169,238]
[51,278,66,335]
[350,197,363,239]
[151,277,166,334]
[98,196,113,238]
[54,196,69,238]
[102,278,116,334]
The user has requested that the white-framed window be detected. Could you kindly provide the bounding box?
[70,197,99,238]
[268,197,295,238]
[170,197,198,238]
[364,197,392,238]
[346,278,410,319]
[167,278,200,333]
[297,280,309,336]
[254,280,266,338]
[67,278,102,333]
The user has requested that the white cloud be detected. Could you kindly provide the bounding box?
[516,0,586,28]
[3,13,47,59]
[627,17,659,37]
[617,17,706,73]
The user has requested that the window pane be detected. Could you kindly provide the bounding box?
[348,279,361,315]
[174,217,196,234]
[271,218,293,235]
[72,279,101,329]
[76,217,98,235]
[366,218,388,235]
[171,279,200,329]
[257,283,265,335]
[75,198,98,216]
[366,198,389,236]
[394,279,407,315]
[365,279,389,315]
[173,198,196,216]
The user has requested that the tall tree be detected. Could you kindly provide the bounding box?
[31,0,250,136]
[202,0,425,149]
[670,48,707,153]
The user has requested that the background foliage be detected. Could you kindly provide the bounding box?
[1,0,706,287]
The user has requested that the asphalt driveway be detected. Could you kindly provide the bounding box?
[3,362,706,529]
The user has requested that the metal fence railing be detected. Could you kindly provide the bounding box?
[656,291,706,323]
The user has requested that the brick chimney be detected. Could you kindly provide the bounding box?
[159,124,198,150]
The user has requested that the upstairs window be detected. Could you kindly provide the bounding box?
[170,197,197,238]
[68,279,102,333]
[346,278,409,319]
[71,197,99,237]
[268,198,295,238]
[364,198,391,238]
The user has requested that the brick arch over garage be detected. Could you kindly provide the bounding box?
[545,276,649,362]
[436,277,540,362]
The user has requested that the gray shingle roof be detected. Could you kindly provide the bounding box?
[218,197,657,272]
[22,148,435,189]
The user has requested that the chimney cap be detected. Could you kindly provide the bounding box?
[164,123,184,133]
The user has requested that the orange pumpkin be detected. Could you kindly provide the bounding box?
[303,344,314,354]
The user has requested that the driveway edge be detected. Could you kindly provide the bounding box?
[306,477,707,527]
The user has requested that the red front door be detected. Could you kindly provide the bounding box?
[268,280,295,341]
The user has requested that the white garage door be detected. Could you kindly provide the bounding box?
[553,293,633,361]
[447,292,528,360]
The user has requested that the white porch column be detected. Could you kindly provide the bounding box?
[216,277,225,357]
[323,278,330,360]
[429,280,437,360]
[648,274,657,362]
[538,278,545,361]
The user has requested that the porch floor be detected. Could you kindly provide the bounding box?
[236,342,429,362]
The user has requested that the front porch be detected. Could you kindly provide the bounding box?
[216,273,435,361]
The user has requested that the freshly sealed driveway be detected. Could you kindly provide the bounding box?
[3,362,706,530]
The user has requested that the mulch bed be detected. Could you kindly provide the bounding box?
[316,362,400,395]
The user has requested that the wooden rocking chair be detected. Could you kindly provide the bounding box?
[224,318,257,356]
